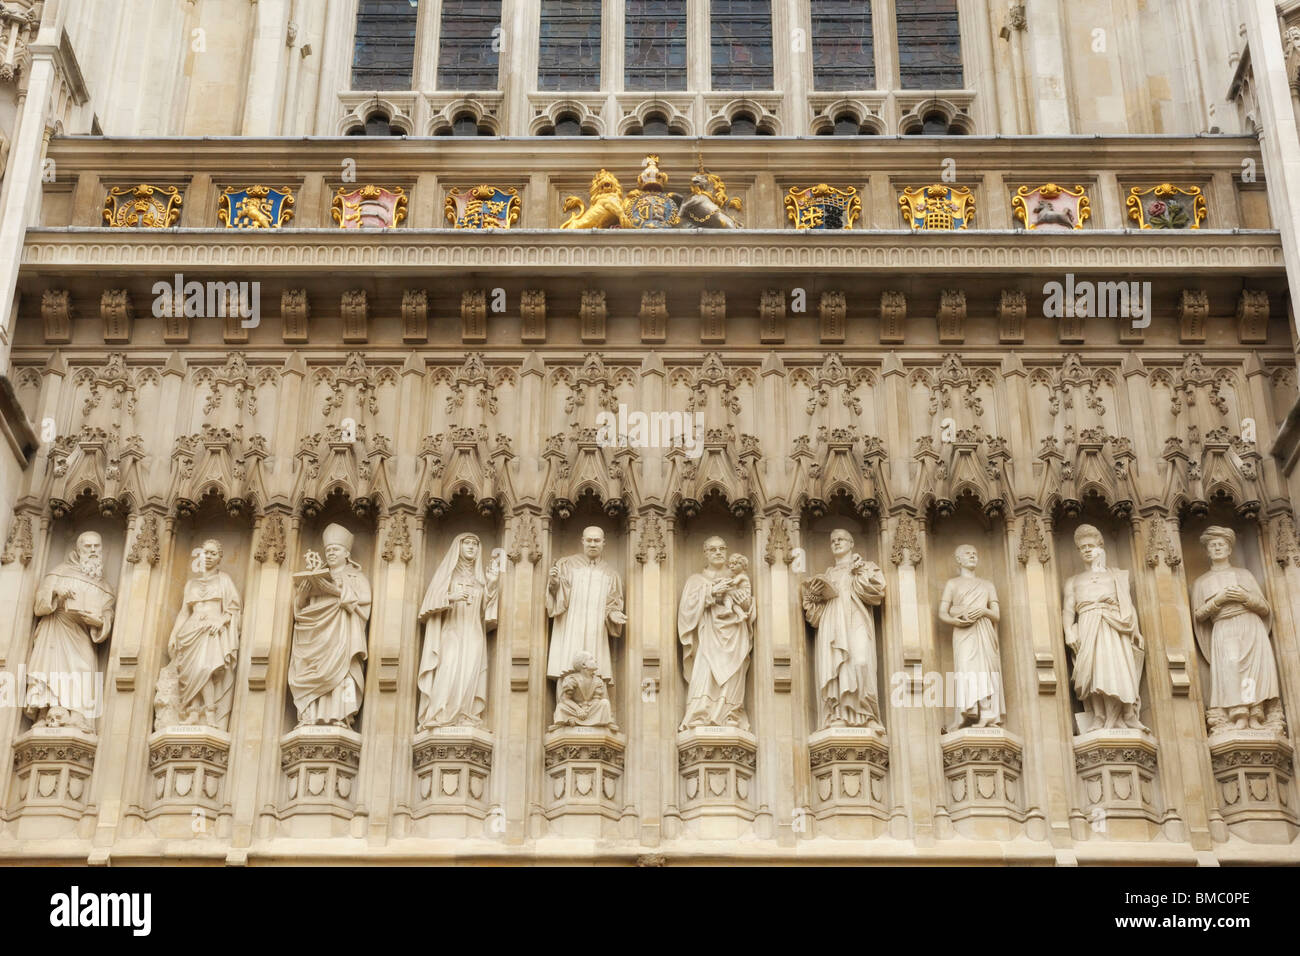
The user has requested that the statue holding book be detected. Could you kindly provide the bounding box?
[288,524,371,729]
[801,529,887,732]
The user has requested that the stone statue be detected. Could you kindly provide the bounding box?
[546,526,626,695]
[801,528,887,732]
[289,524,370,728]
[159,538,241,729]
[25,531,116,732]
[416,532,499,730]
[678,537,755,730]
[938,544,1005,730]
[1063,524,1147,733]
[1191,526,1285,734]
[551,650,617,731]
[675,172,743,229]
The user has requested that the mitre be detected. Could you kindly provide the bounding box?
[322,523,354,552]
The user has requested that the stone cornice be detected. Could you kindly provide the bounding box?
[19,228,1285,276]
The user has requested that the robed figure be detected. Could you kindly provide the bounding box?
[678,537,755,730]
[1191,526,1284,733]
[1063,524,1146,733]
[417,533,500,729]
[289,524,371,728]
[551,651,617,730]
[802,529,887,732]
[25,531,116,732]
[546,526,626,687]
[938,545,1005,730]
[167,538,241,729]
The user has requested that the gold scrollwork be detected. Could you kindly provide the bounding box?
[784,184,862,230]
[102,184,183,228]
[217,185,295,229]
[444,184,521,229]
[1011,183,1090,230]
[898,184,975,231]
[1126,183,1207,230]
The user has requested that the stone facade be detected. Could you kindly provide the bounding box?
[0,0,1299,864]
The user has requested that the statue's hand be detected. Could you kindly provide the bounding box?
[609,609,627,626]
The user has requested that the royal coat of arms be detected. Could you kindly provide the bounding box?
[1126,184,1207,229]
[1012,183,1090,231]
[445,185,521,229]
[331,184,408,228]
[899,184,975,230]
[784,184,862,230]
[218,185,294,229]
[560,155,742,230]
[102,184,184,228]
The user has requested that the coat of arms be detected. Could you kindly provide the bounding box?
[218,185,294,229]
[1012,183,1089,231]
[102,184,183,228]
[784,184,862,230]
[444,185,521,229]
[560,155,742,230]
[1126,184,1206,229]
[899,184,975,230]
[331,184,408,228]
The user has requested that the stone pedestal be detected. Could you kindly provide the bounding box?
[278,725,362,836]
[807,726,890,838]
[411,726,496,838]
[1072,729,1160,841]
[6,727,97,839]
[677,727,757,839]
[1207,729,1297,844]
[543,726,625,838]
[147,725,231,837]
[940,727,1025,840]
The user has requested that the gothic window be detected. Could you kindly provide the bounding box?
[711,0,774,91]
[351,0,418,91]
[538,111,596,136]
[811,0,875,90]
[347,111,404,136]
[716,111,771,135]
[896,0,962,89]
[626,0,687,91]
[539,0,601,91]
[438,0,502,90]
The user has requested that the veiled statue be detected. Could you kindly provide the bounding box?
[25,531,115,732]
[158,538,241,729]
[416,532,499,730]
[546,526,626,702]
[801,529,887,732]
[1063,524,1147,733]
[678,539,755,730]
[289,524,370,729]
[1191,526,1285,734]
[937,545,1004,730]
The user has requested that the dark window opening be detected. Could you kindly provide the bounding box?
[711,0,774,90]
[351,0,418,91]
[626,0,687,90]
[811,0,875,90]
[438,0,502,89]
[539,0,601,91]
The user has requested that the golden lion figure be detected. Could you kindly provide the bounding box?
[561,169,630,229]
[235,196,274,228]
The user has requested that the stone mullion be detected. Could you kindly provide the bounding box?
[625,510,670,844]
[355,512,404,843]
[753,511,800,845]
[0,514,51,812]
[86,511,171,854]
[231,511,300,852]
[1259,517,1300,764]
[389,517,427,838]
[498,509,544,843]
[657,514,683,838]
[878,514,938,843]
[1127,513,1206,847]
[1004,511,1071,845]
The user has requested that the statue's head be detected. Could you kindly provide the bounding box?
[703,536,727,567]
[829,528,854,556]
[581,526,605,559]
[727,552,749,575]
[954,543,979,570]
[199,538,223,573]
[75,531,104,578]
[1200,526,1236,561]
[1074,524,1105,564]
[322,523,354,568]
[459,534,481,561]
[572,650,598,675]
[590,169,621,198]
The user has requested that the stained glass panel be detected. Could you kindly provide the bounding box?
[437,0,502,90]
[626,0,687,90]
[710,0,774,91]
[539,0,601,91]
[896,0,962,90]
[351,0,418,91]
[811,0,874,90]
